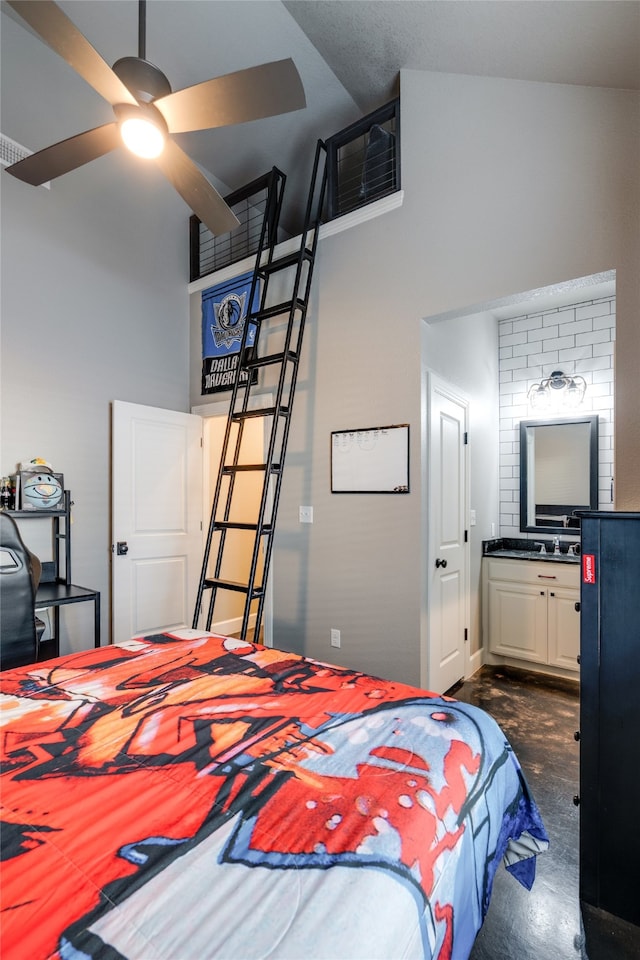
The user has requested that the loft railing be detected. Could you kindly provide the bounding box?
[189,100,400,280]
[190,168,286,283]
[325,98,400,221]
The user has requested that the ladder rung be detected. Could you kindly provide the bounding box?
[251,297,305,321]
[232,406,289,421]
[222,463,281,474]
[258,249,312,274]
[244,350,298,370]
[214,521,273,532]
[193,140,326,639]
[203,577,264,596]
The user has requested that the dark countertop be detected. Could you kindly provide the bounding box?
[482,537,580,564]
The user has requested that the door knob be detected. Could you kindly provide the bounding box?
[116,541,129,556]
[435,558,447,569]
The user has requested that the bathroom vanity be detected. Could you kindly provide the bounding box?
[482,539,580,676]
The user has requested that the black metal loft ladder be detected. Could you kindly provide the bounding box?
[193,140,328,641]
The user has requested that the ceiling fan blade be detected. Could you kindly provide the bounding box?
[156,140,240,236]
[6,0,138,107]
[155,58,306,134]
[5,123,121,186]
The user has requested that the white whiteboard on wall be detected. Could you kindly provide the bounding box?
[331,424,410,493]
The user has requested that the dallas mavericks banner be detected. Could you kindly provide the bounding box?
[201,272,259,394]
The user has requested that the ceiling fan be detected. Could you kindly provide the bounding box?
[4,0,306,235]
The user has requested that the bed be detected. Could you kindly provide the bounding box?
[0,630,548,960]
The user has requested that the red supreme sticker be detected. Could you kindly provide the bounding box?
[582,553,596,584]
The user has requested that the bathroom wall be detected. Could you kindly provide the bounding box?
[498,293,615,538]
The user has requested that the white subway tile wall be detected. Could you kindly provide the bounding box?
[498,296,615,539]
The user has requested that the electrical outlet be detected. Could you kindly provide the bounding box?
[35,607,52,642]
[330,628,341,648]
[299,505,313,523]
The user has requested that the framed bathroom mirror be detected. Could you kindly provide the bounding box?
[519,415,599,534]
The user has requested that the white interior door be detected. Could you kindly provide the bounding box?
[112,400,203,645]
[428,376,469,693]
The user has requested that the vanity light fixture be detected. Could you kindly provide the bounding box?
[527,370,587,409]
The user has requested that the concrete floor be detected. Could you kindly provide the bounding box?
[451,665,640,960]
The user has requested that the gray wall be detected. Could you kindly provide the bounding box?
[191,69,639,688]
[4,13,639,680]
[1,15,193,653]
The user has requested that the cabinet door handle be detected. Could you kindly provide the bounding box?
[574,731,580,741]
[573,795,580,806]
[435,558,447,569]
[574,601,581,612]
[537,574,557,579]
[550,591,555,597]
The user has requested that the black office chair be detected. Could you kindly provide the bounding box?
[0,512,45,670]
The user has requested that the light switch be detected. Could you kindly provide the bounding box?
[299,506,313,523]
[470,510,477,526]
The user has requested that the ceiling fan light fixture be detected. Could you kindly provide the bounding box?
[120,116,165,158]
[114,101,168,159]
[112,57,172,104]
[7,0,306,234]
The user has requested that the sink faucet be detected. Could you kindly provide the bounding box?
[553,536,561,555]
[535,541,547,554]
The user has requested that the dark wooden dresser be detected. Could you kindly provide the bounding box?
[579,512,640,936]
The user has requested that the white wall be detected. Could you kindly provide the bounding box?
[302,70,637,685]
[5,21,639,677]
[1,16,193,653]
[189,71,639,687]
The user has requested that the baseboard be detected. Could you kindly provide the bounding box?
[211,612,257,637]
[466,646,483,680]
[485,651,579,684]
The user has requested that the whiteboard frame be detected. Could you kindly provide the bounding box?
[330,424,410,494]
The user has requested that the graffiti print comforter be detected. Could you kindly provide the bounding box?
[0,631,548,960]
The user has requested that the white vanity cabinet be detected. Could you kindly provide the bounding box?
[483,558,580,674]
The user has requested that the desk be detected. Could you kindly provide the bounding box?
[35,582,101,658]
[8,490,101,660]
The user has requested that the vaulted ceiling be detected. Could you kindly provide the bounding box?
[3,1,639,234]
